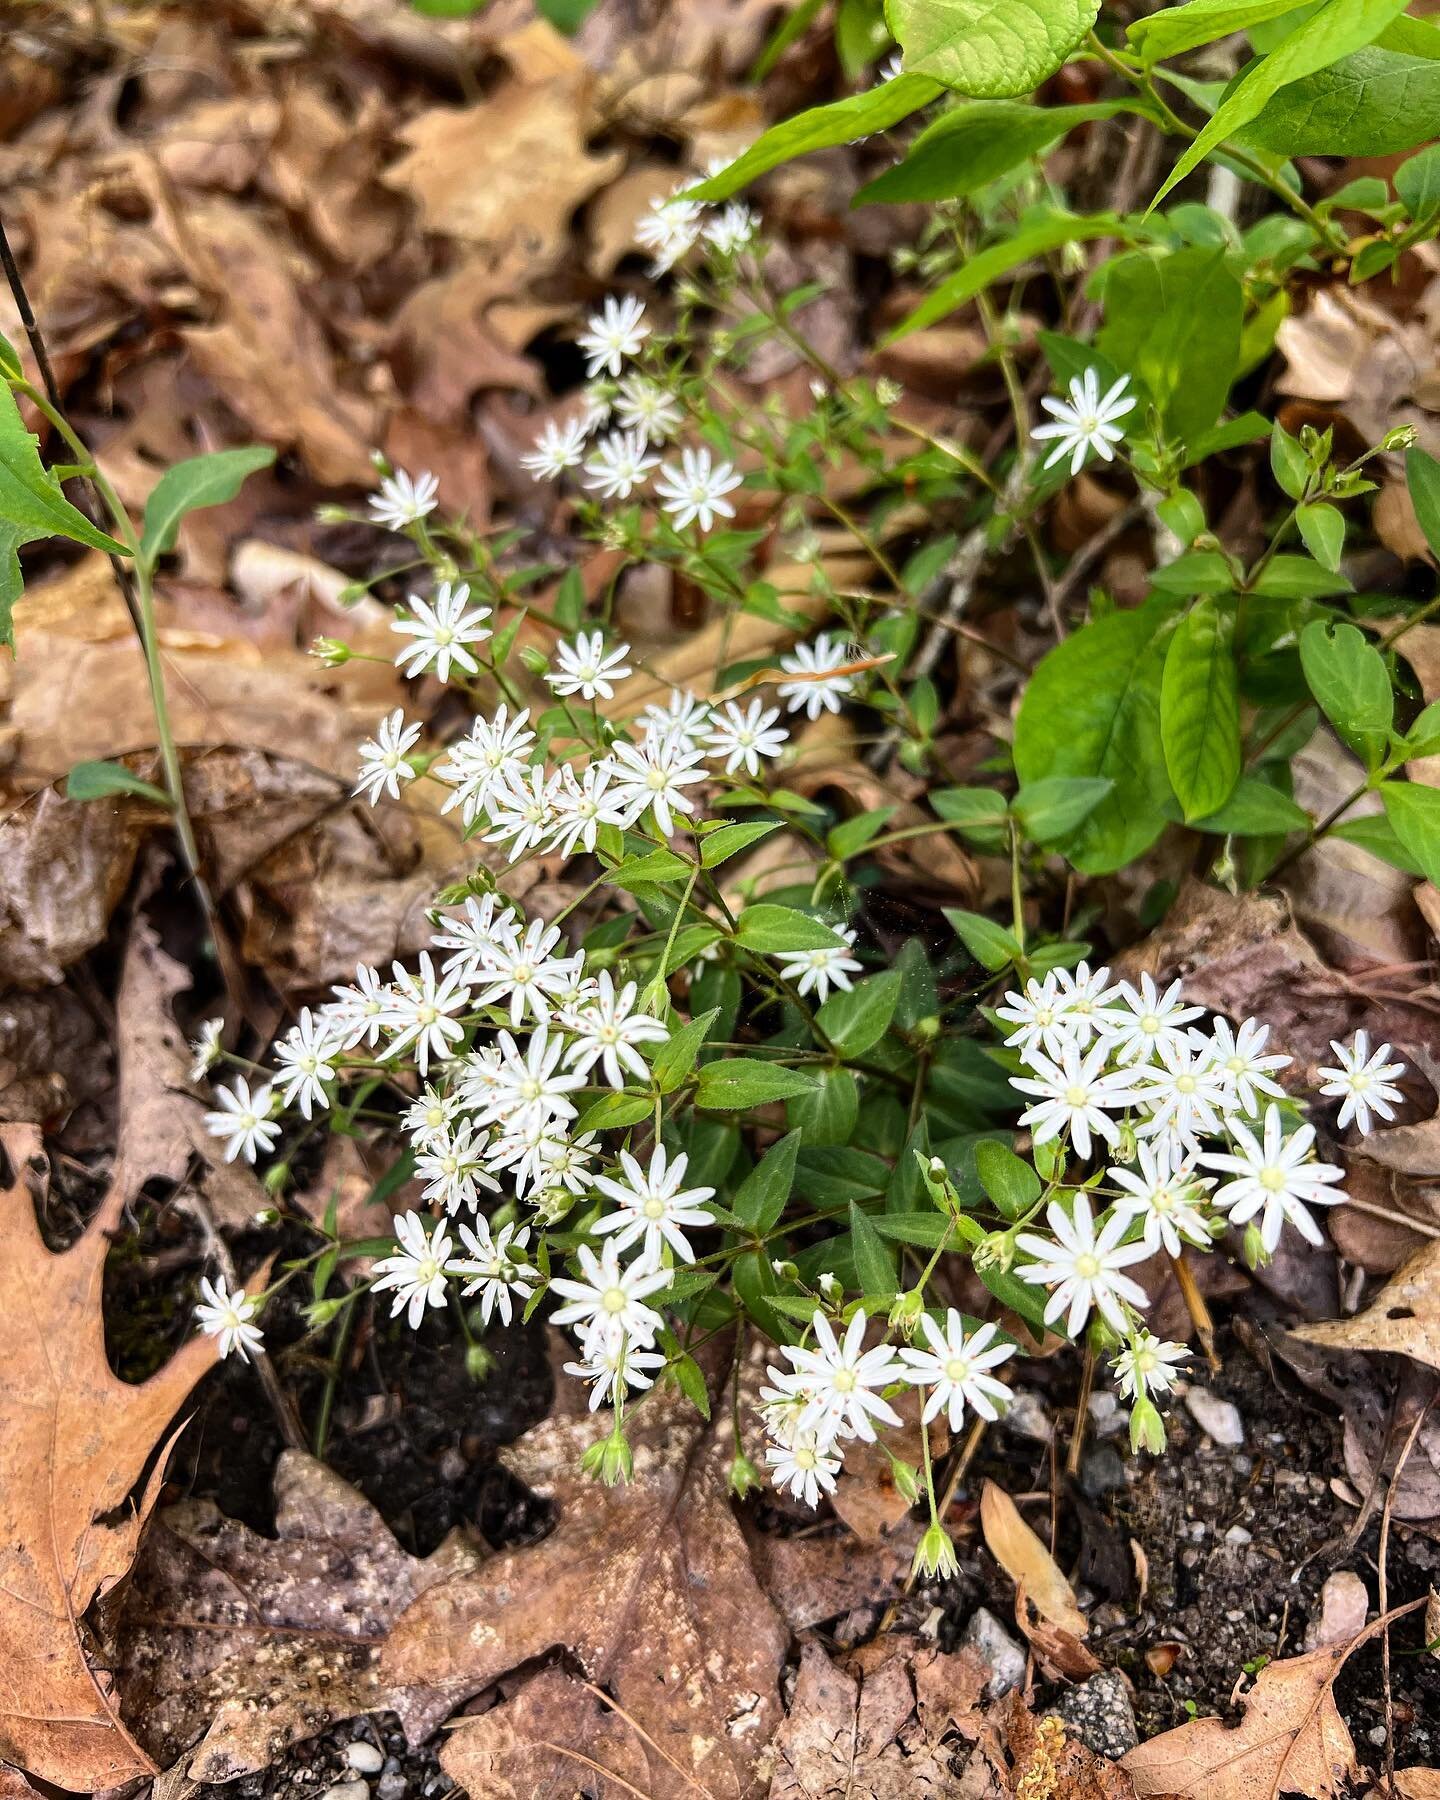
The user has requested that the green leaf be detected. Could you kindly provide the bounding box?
[651,1007,719,1095]
[668,1351,712,1419]
[1381,780,1440,884]
[856,98,1141,203]
[891,0,1100,96]
[64,759,172,807]
[1270,421,1310,500]
[1149,550,1236,596]
[850,1200,897,1295]
[974,1139,1041,1220]
[872,1211,954,1248]
[1011,776,1113,845]
[1331,809,1425,876]
[699,820,782,867]
[1013,607,1175,874]
[1296,501,1345,572]
[1406,447,1440,560]
[1097,248,1244,446]
[1193,776,1310,835]
[815,970,903,1057]
[138,446,276,566]
[931,785,1009,851]
[788,1067,859,1145]
[733,1129,802,1233]
[1396,141,1440,223]
[574,1092,654,1134]
[0,384,125,572]
[1250,555,1352,599]
[695,1059,819,1110]
[1129,0,1308,65]
[1299,618,1392,768]
[942,907,1022,973]
[1240,33,1440,157]
[1151,0,1413,207]
[687,74,942,199]
[735,902,847,954]
[828,807,898,859]
[1161,598,1242,823]
[890,211,1123,338]
[610,848,693,890]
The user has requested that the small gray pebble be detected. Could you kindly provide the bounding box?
[1079,1444,1126,1500]
[1185,1387,1245,1447]
[320,1782,369,1800]
[959,1606,1028,1698]
[1224,1525,1253,1546]
[1055,1671,1138,1760]
[346,1744,385,1775]
[377,1774,407,1800]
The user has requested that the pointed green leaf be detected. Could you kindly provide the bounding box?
[1161,598,1241,823]
[139,445,276,566]
[891,0,1100,96]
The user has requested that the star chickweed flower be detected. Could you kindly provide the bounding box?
[470,915,583,1028]
[582,428,660,501]
[391,581,493,685]
[1015,1196,1152,1339]
[765,1431,842,1508]
[1191,1015,1291,1117]
[1112,1332,1189,1402]
[704,697,788,777]
[195,1275,265,1360]
[1031,368,1136,477]
[546,629,634,701]
[354,709,422,805]
[381,952,471,1076]
[369,467,438,531]
[1198,1105,1346,1252]
[550,1239,669,1351]
[995,972,1077,1064]
[779,1308,904,1446]
[608,732,707,838]
[577,293,649,377]
[655,446,743,532]
[591,1142,715,1266]
[204,1078,280,1164]
[635,192,705,273]
[1318,1030,1406,1134]
[615,375,683,444]
[189,1017,224,1082]
[897,1312,1015,1430]
[776,631,860,719]
[1134,1037,1231,1149]
[521,417,589,480]
[372,1210,454,1329]
[561,969,670,1089]
[775,925,862,1002]
[1106,974,1205,1067]
[273,1006,341,1120]
[449,1218,535,1325]
[1107,1139,1214,1258]
[1011,1039,1140,1161]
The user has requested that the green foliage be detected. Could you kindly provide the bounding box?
[65,760,172,807]
[1161,598,1241,822]
[1097,248,1243,447]
[890,0,1100,96]
[139,447,276,568]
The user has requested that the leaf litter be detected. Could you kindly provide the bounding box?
[3,2,1440,1797]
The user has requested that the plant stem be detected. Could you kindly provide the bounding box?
[1170,1248,1220,1372]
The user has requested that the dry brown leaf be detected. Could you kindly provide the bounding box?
[1393,1773,1440,1800]
[764,1638,997,1799]
[1122,1642,1361,1800]
[381,1350,789,1799]
[1003,1695,1139,1800]
[386,80,623,263]
[1293,1238,1440,1373]
[111,905,263,1228]
[0,1125,219,1790]
[112,1450,480,1784]
[439,1668,650,1800]
[980,1479,1086,1638]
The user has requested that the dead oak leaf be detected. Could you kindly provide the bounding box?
[111,1450,480,1785]
[980,1479,1086,1639]
[385,80,623,266]
[1121,1640,1366,1800]
[0,1125,218,1791]
[764,1638,998,1799]
[1292,1238,1440,1374]
[382,1359,790,1800]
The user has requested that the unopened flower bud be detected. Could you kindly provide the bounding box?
[728,1451,762,1498]
[889,1457,921,1506]
[973,1231,1014,1274]
[464,1342,495,1384]
[914,1015,941,1042]
[582,1422,633,1486]
[305,1295,347,1329]
[817,1270,841,1298]
[519,644,550,676]
[1242,1221,1269,1270]
[875,376,903,408]
[262,1161,289,1195]
[888,1288,925,1336]
[315,504,350,525]
[911,1521,960,1582]
[1384,424,1418,452]
[310,636,351,666]
[771,1258,799,1281]
[1129,1395,1166,1455]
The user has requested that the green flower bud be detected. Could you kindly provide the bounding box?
[728,1451,762,1499]
[519,644,550,676]
[1129,1395,1166,1455]
[582,1422,633,1486]
[304,1295,347,1329]
[262,1161,289,1196]
[465,1342,495,1384]
[911,1521,960,1582]
[889,1457,921,1506]
[310,636,352,665]
[1242,1221,1268,1270]
[888,1289,925,1337]
[973,1231,1014,1275]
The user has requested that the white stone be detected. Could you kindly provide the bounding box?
[346,1744,385,1775]
[1185,1387,1244,1447]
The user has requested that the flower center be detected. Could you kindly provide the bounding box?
[1140,1013,1160,1034]
[1153,1187,1174,1213]
[1226,1054,1246,1074]
[1351,1072,1370,1091]
[602,1286,628,1315]
[944,1357,971,1384]
[1035,1006,1054,1027]
[1074,1252,1101,1280]
[1176,1074,1196,1094]
[1260,1167,1287,1192]
[1065,1084,1088,1107]
[832,1369,857,1394]
[795,1445,819,1471]
[643,1196,666,1220]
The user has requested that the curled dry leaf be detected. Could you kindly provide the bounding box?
[1122,1638,1367,1800]
[436,1668,650,1800]
[979,1479,1087,1639]
[761,1637,998,1800]
[112,1450,481,1785]
[1293,1239,1440,1375]
[382,1347,789,1800]
[0,1125,219,1790]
